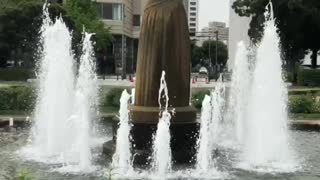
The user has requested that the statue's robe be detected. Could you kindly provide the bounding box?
[135,0,191,108]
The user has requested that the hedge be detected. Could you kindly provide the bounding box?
[297,67,320,87]
[191,90,211,109]
[0,86,36,111]
[0,68,34,81]
[101,88,131,107]
[288,95,319,114]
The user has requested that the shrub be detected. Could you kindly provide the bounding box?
[192,90,210,109]
[0,68,34,81]
[297,67,320,87]
[289,95,317,113]
[102,88,130,107]
[0,86,36,112]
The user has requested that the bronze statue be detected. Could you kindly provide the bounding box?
[131,0,196,124]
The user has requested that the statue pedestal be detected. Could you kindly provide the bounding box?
[129,106,199,165]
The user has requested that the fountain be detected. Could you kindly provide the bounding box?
[6,1,309,179]
[151,71,172,175]
[196,77,225,173]
[236,2,298,172]
[21,4,98,172]
[112,90,133,174]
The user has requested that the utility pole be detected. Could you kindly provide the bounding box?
[121,2,126,80]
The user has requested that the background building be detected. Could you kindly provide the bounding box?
[95,0,198,76]
[196,21,229,47]
[95,0,147,76]
[187,0,199,36]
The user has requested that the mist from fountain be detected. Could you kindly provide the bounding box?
[151,71,172,176]
[112,89,133,174]
[238,2,298,172]
[228,41,251,143]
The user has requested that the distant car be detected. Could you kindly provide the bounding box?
[199,67,208,75]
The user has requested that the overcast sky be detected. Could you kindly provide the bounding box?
[199,0,230,29]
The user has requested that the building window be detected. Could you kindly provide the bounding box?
[190,7,197,11]
[190,28,196,32]
[190,18,196,21]
[97,3,123,20]
[190,2,196,5]
[190,23,196,27]
[190,12,196,16]
[133,15,141,26]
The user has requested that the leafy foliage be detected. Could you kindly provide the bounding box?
[0,0,111,71]
[232,0,320,69]
[297,67,320,87]
[289,95,319,113]
[64,0,111,52]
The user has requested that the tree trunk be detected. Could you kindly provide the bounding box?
[311,49,318,69]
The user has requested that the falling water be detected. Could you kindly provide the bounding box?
[196,77,225,173]
[239,2,298,172]
[21,5,98,172]
[228,41,251,143]
[151,71,172,176]
[112,90,133,174]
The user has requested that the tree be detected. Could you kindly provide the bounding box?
[64,0,111,53]
[0,0,111,71]
[232,0,320,69]
[64,0,112,74]
[0,0,43,67]
[190,41,204,68]
[202,40,228,70]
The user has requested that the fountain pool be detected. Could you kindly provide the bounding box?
[0,126,319,179]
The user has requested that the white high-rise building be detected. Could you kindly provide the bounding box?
[228,0,251,70]
[186,0,199,36]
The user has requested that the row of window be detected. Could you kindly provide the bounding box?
[96,3,123,21]
[96,3,141,26]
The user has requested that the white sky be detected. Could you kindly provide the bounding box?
[199,0,230,29]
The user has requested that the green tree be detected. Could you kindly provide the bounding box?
[232,0,320,69]
[202,40,228,69]
[190,41,204,68]
[64,0,111,53]
[0,0,68,68]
